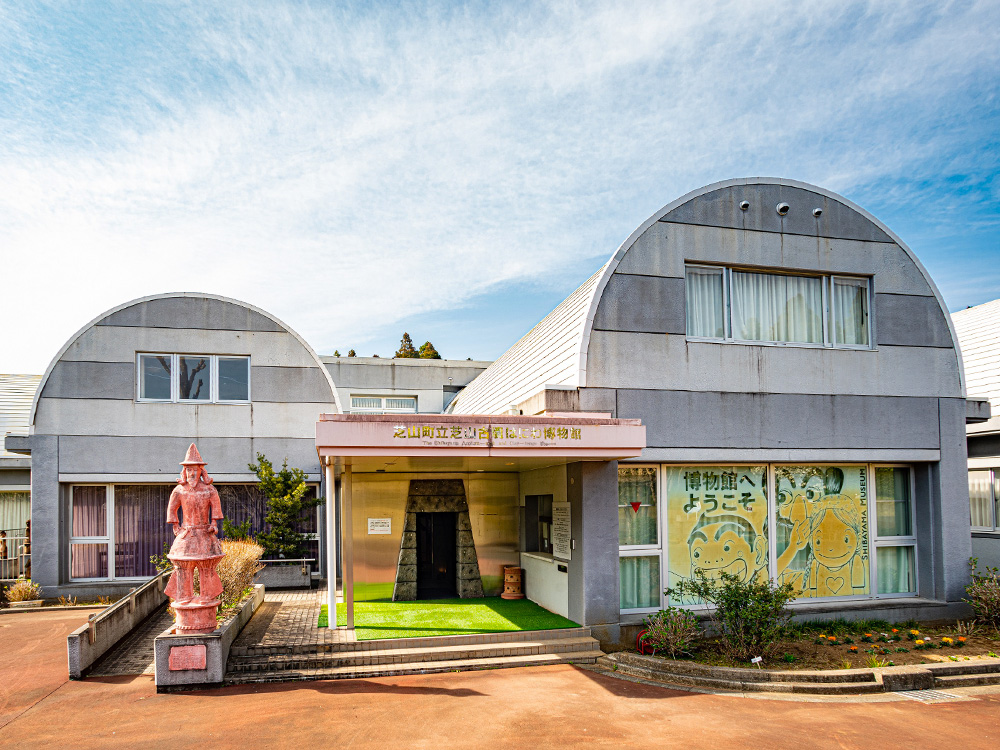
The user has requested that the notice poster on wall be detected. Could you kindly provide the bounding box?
[552,502,572,561]
[367,518,391,535]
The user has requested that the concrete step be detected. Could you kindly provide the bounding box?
[933,673,1000,688]
[225,649,603,685]
[231,626,594,657]
[227,636,601,673]
[924,659,1000,677]
[600,654,883,695]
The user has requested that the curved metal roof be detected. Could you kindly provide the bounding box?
[451,177,963,414]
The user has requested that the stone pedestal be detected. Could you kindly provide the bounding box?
[173,599,223,634]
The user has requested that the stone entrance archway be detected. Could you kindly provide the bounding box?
[392,480,485,601]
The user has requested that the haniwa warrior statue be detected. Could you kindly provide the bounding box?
[164,443,225,633]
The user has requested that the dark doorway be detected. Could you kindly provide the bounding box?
[416,512,457,599]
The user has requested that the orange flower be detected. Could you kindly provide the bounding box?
[849,646,858,652]
[958,636,967,642]
[891,628,899,633]
[827,636,837,641]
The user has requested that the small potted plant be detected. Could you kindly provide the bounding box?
[4,577,43,608]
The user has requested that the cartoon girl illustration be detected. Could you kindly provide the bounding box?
[805,494,867,597]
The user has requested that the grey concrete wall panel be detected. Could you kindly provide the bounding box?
[592,275,685,335]
[0,468,31,485]
[42,360,134,400]
[97,297,283,332]
[876,294,955,349]
[565,461,620,627]
[34,399,325,439]
[28,435,59,590]
[56,435,321,476]
[325,361,490,392]
[615,389,940,450]
[59,327,321,368]
[578,388,617,416]
[615,223,934,298]
[586,331,963,398]
[935,397,974,602]
[660,183,893,243]
[971,536,1000,569]
[251,366,335,403]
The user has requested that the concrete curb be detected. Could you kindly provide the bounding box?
[601,652,1000,695]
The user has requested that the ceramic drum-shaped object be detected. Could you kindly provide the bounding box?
[501,565,524,600]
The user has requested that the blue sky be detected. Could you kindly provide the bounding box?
[1,0,997,370]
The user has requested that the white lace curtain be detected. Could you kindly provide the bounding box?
[685,267,725,338]
[731,271,823,343]
[833,278,869,345]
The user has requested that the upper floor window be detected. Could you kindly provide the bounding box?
[685,265,871,348]
[137,354,250,403]
[350,395,417,414]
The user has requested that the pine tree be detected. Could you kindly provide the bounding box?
[395,332,419,358]
[419,341,441,359]
[248,454,320,559]
[347,349,356,357]
[333,350,341,357]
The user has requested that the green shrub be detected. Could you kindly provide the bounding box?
[965,558,1000,630]
[640,607,701,658]
[667,570,796,663]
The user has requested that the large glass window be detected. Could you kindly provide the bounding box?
[620,555,660,610]
[731,271,824,344]
[137,354,250,403]
[70,486,110,581]
[0,491,31,578]
[685,265,871,349]
[664,466,769,604]
[775,465,869,598]
[873,467,916,596]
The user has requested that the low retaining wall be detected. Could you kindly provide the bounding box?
[67,571,170,679]
[601,651,1000,694]
[153,584,265,691]
[254,560,314,589]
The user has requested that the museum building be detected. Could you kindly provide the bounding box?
[5,178,982,647]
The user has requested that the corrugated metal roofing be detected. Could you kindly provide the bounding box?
[0,374,41,458]
[953,299,1000,414]
[449,266,606,414]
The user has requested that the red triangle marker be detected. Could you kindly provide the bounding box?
[630,501,642,513]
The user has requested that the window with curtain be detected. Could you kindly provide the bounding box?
[684,265,872,349]
[969,470,994,529]
[874,467,916,595]
[731,271,824,344]
[618,466,660,611]
[685,266,725,338]
[832,277,870,346]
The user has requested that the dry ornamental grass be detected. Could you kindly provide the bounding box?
[216,539,265,609]
[4,577,43,602]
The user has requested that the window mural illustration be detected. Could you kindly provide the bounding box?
[775,465,869,598]
[665,466,769,603]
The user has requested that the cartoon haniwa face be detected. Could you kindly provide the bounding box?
[810,509,858,568]
[691,524,755,582]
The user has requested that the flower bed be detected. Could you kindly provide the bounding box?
[638,619,999,670]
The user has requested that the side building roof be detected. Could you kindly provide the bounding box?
[953,298,1000,434]
[0,374,41,459]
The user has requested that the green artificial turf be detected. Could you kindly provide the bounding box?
[317,596,579,640]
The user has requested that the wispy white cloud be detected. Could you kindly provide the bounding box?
[0,0,997,370]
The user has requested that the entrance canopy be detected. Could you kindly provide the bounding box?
[315,413,646,472]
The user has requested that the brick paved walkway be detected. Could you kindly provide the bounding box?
[88,606,174,676]
[233,587,354,650]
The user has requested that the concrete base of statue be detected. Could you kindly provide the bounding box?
[173,599,222,634]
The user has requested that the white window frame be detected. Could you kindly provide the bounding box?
[649,462,918,612]
[871,465,918,597]
[618,464,664,615]
[350,395,418,414]
[136,354,251,404]
[969,468,998,532]
[69,484,153,583]
[684,264,873,351]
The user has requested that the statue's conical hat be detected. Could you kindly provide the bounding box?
[180,443,206,465]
